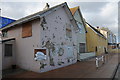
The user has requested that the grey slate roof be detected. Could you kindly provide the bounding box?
[86,22,106,39]
[0,2,68,31]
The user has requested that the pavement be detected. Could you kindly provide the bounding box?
[114,64,119,79]
[3,53,119,78]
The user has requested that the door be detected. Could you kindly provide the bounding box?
[3,43,14,70]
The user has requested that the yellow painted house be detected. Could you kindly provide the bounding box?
[85,23,107,56]
[98,27,117,53]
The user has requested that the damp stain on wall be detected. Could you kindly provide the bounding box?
[58,48,64,56]
[39,13,77,71]
[40,62,47,69]
[44,41,55,66]
[58,59,64,65]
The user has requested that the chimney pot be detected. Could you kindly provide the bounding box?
[43,3,50,10]
[97,26,99,28]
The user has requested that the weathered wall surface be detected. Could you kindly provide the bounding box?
[38,7,77,72]
[73,10,86,53]
[2,7,77,72]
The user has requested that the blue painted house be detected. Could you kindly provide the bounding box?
[0,17,15,29]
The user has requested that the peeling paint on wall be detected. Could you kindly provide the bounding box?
[41,17,47,30]
[58,60,64,65]
[37,8,78,72]
[40,62,47,69]
[53,34,55,39]
[44,41,55,66]
[58,48,64,56]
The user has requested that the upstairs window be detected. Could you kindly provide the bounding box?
[77,22,82,33]
[2,31,8,38]
[22,22,32,38]
[66,24,72,39]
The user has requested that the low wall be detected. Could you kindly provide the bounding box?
[77,52,96,61]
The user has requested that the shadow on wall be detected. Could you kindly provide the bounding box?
[0,42,2,79]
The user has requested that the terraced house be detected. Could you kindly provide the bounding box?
[97,27,117,53]
[0,2,80,73]
[0,17,15,77]
[70,7,92,60]
[85,23,107,56]
[70,7,87,53]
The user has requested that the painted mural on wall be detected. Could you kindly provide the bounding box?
[35,16,77,72]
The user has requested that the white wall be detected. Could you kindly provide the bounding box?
[2,7,77,73]
[73,10,86,53]
[2,40,15,70]
[2,19,41,72]
[38,7,77,72]
[0,42,2,79]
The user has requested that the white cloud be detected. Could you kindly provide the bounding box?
[0,2,118,42]
[81,2,118,42]
[100,2,118,19]
[1,0,119,2]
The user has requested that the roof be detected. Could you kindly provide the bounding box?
[86,22,106,39]
[70,6,79,15]
[0,17,15,29]
[1,2,76,31]
[70,6,87,33]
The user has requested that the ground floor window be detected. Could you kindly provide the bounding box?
[4,44,12,57]
[79,43,85,53]
[34,49,46,57]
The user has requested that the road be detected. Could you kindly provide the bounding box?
[3,53,118,78]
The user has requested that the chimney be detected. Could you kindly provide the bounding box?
[97,26,99,29]
[43,3,50,10]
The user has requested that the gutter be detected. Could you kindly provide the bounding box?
[0,3,67,31]
[0,15,40,31]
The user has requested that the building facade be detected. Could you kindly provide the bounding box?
[86,23,107,56]
[0,17,15,77]
[98,27,117,53]
[1,3,78,73]
[70,7,87,54]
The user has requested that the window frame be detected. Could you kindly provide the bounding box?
[22,21,32,38]
[4,44,13,57]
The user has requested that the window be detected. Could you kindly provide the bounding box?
[5,44,12,57]
[34,49,46,57]
[2,31,8,37]
[77,22,82,33]
[79,43,85,53]
[66,23,72,39]
[22,22,32,38]
[95,46,97,52]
